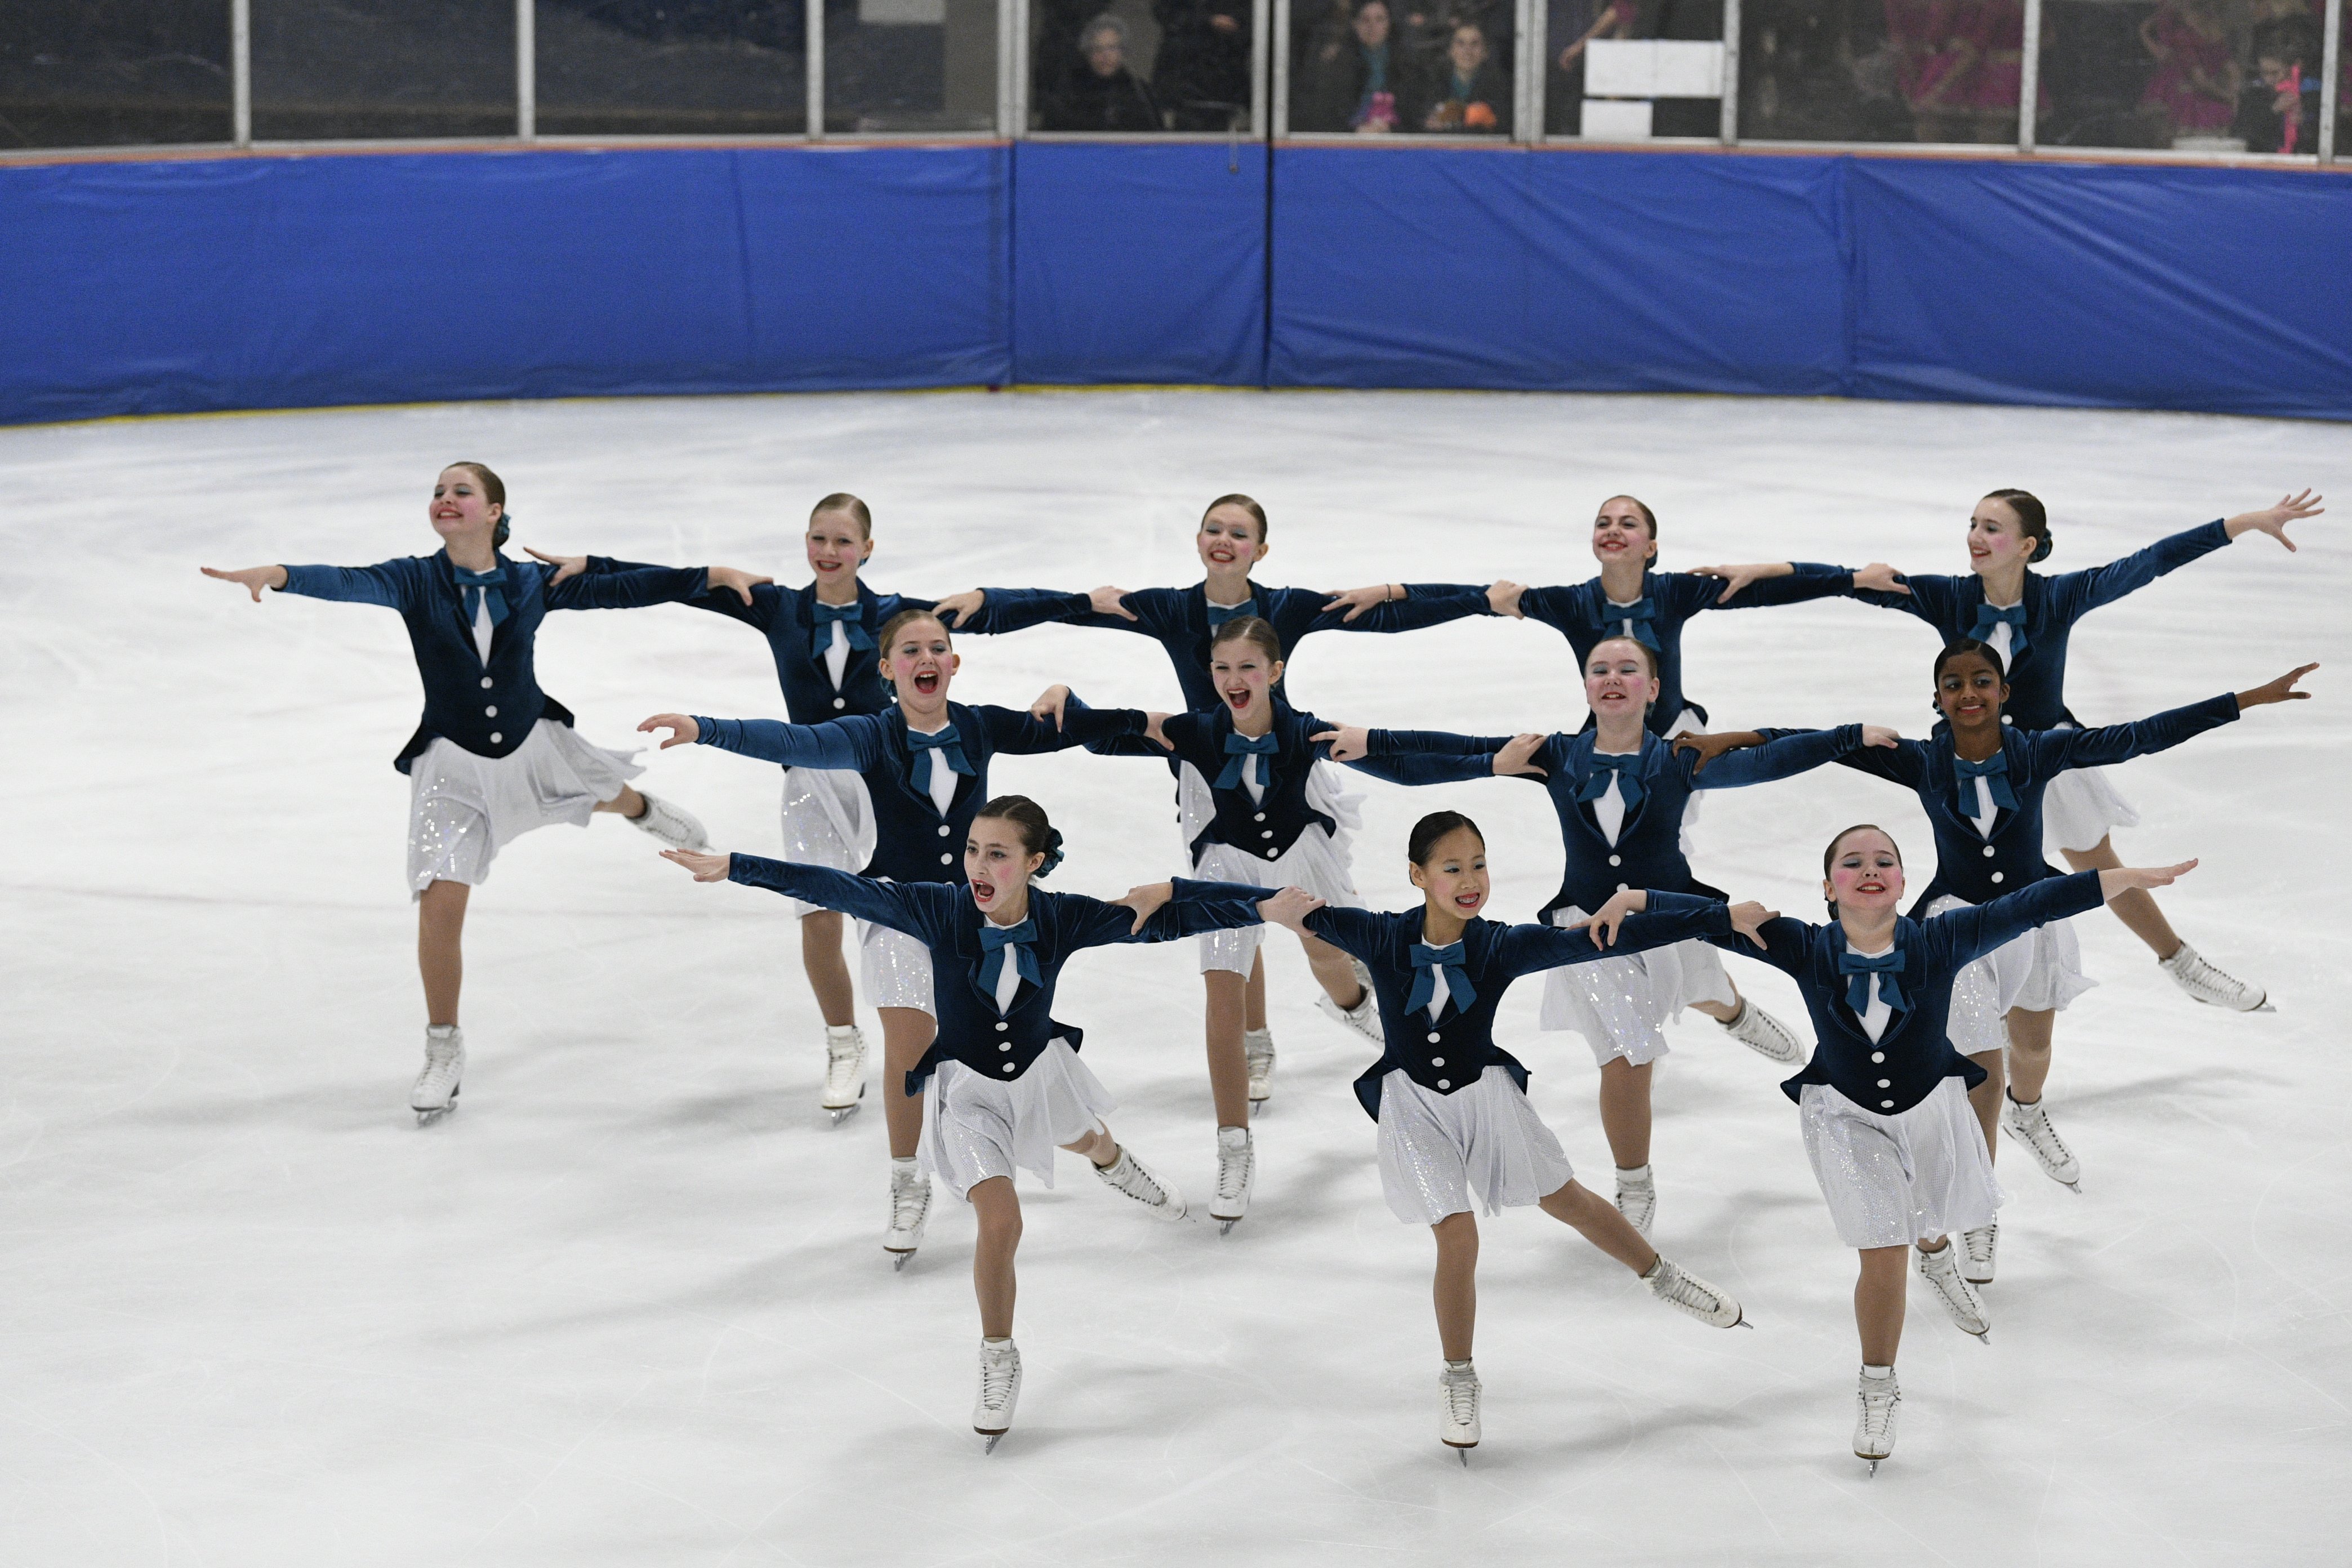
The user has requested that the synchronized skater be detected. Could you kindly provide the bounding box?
[204,471,2323,1469]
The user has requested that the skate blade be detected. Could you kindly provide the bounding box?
[1863,1458,1880,1477]
[1970,1328,1992,1346]
[826,1103,862,1126]
[2061,1179,2083,1195]
[889,1250,915,1272]
[1216,1217,1242,1237]
[1455,1447,1470,1467]
[413,1105,455,1127]
[1731,1316,1754,1330]
[981,1432,1004,1454]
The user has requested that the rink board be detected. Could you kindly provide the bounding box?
[5,144,2350,424]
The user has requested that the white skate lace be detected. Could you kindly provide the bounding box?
[1244,1036,1275,1075]
[889,1170,930,1232]
[1918,1248,1985,1328]
[1442,1371,1480,1426]
[1647,1259,1726,1320]
[825,1035,863,1081]
[978,1348,1019,1414]
[2165,946,2263,1007]
[1964,1221,1998,1271]
[1216,1137,1253,1203]
[2008,1101,2074,1168]
[1102,1153,1168,1208]
[1857,1379,1899,1443]
[1726,1003,1803,1061]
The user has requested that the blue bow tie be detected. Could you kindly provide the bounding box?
[977,920,1040,1012]
[1952,751,2019,819]
[810,599,875,661]
[907,725,974,794]
[1575,750,1646,811]
[1205,597,1258,630]
[1838,947,1909,1015]
[1968,602,2029,658]
[453,565,509,633]
[1601,596,1660,651]
[1406,940,1475,1018]
[1217,730,1279,790]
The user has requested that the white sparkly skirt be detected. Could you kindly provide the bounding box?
[919,1040,1117,1200]
[858,905,936,1014]
[406,718,639,894]
[1538,906,1738,1067]
[1183,760,1364,975]
[1924,892,2095,1046]
[774,767,875,917]
[1376,1066,1576,1224]
[1799,1077,2002,1250]
[2041,747,2141,856]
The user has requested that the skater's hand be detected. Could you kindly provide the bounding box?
[1575,887,1649,946]
[707,564,772,605]
[661,848,733,882]
[523,546,589,583]
[1486,578,1527,618]
[1851,562,1911,596]
[2100,859,2197,897]
[201,564,288,601]
[1029,684,1073,729]
[1671,730,1762,773]
[1311,724,1371,762]
[2226,490,2323,550]
[1324,582,1402,622]
[1113,881,1175,932]
[1493,732,1547,777]
[1691,562,1791,603]
[1088,585,1139,620]
[1258,885,1326,934]
[2238,662,2319,709]
[1143,711,1174,749]
[1727,900,1777,947]
[933,590,985,627]
[1861,724,1901,749]
[638,712,700,748]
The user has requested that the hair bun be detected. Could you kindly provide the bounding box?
[1036,828,1066,878]
[494,511,513,548]
[2030,532,2053,563]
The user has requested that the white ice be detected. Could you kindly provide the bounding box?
[4,390,2348,1566]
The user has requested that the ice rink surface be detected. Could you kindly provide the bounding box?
[5,389,2349,1567]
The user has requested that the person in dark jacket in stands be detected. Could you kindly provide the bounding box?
[1153,0,1253,130]
[1298,0,1420,132]
[1413,20,1513,131]
[1042,15,1165,132]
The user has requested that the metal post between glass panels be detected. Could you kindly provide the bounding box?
[1251,0,1271,139]
[1720,0,1739,146]
[231,0,251,148]
[807,0,826,139]
[516,0,536,140]
[1271,0,1291,137]
[1000,0,1023,135]
[2017,0,2041,154]
[2323,0,2343,166]
[1516,0,1542,144]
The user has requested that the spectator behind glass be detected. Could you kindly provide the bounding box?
[2136,0,2239,143]
[1549,0,1638,135]
[1299,0,1419,132]
[1041,15,1164,131]
[2234,23,2324,153]
[1414,21,1513,131]
[1885,0,1982,142]
[1153,0,1251,130]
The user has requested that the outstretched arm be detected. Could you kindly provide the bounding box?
[638,712,875,769]
[1927,865,2195,968]
[983,694,1149,754]
[660,849,945,940]
[217,560,414,609]
[1687,723,1899,789]
[1309,583,1494,632]
[1312,725,1535,785]
[1680,562,1892,609]
[1081,879,1308,942]
[2221,490,2323,553]
[2052,498,2319,620]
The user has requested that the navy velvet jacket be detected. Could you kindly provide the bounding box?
[1707,871,2107,1113]
[632,575,1076,725]
[689,698,1145,884]
[996,581,1494,711]
[1306,893,1734,1119]
[280,550,709,772]
[1846,521,2229,728]
[1377,725,1868,920]
[725,858,1267,1094]
[1151,701,1482,866]
[1517,565,1851,737]
[1772,693,2239,912]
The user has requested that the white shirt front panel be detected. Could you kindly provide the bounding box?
[1605,595,1643,644]
[1968,775,1997,838]
[1848,941,1896,1043]
[821,617,851,690]
[909,720,960,816]
[1982,604,2017,666]
[1592,753,1636,845]
[992,933,1023,1012]
[471,599,496,665]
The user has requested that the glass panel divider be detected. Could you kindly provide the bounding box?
[808,0,827,140]
[233,0,252,148]
[1516,0,1542,144]
[2323,0,2342,165]
[1000,0,1024,135]
[1272,0,1291,137]
[1720,0,1740,146]
[516,0,536,141]
[2017,0,2041,154]
[1251,0,1271,140]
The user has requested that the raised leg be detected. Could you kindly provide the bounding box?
[417,879,470,1027]
[1965,1047,2006,1161]
[1202,969,1253,1129]
[1688,983,1740,1025]
[1061,1124,1122,1169]
[2004,1007,2056,1106]
[800,909,856,1029]
[1596,1057,1654,1171]
[1300,932,1366,1010]
[2061,836,2181,960]
[1536,1178,1660,1273]
[969,1175,1021,1340]
[1856,1245,1908,1365]
[878,1006,935,1159]
[590,784,648,821]
[1432,1211,1479,1361]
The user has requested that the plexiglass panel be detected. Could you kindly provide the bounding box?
[0,0,233,149]
[1031,0,1254,131]
[537,1,805,135]
[826,0,997,132]
[1288,0,1515,134]
[252,1,515,140]
[1735,0,2023,144]
[2040,0,2326,153]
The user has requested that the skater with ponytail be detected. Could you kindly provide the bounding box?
[660,797,1301,1451]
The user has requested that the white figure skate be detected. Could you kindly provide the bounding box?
[821,1024,866,1124]
[1916,1241,1990,1342]
[974,1339,1022,1453]
[885,1161,932,1270]
[1642,1255,1748,1329]
[1210,1125,1254,1236]
[411,1024,464,1126]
